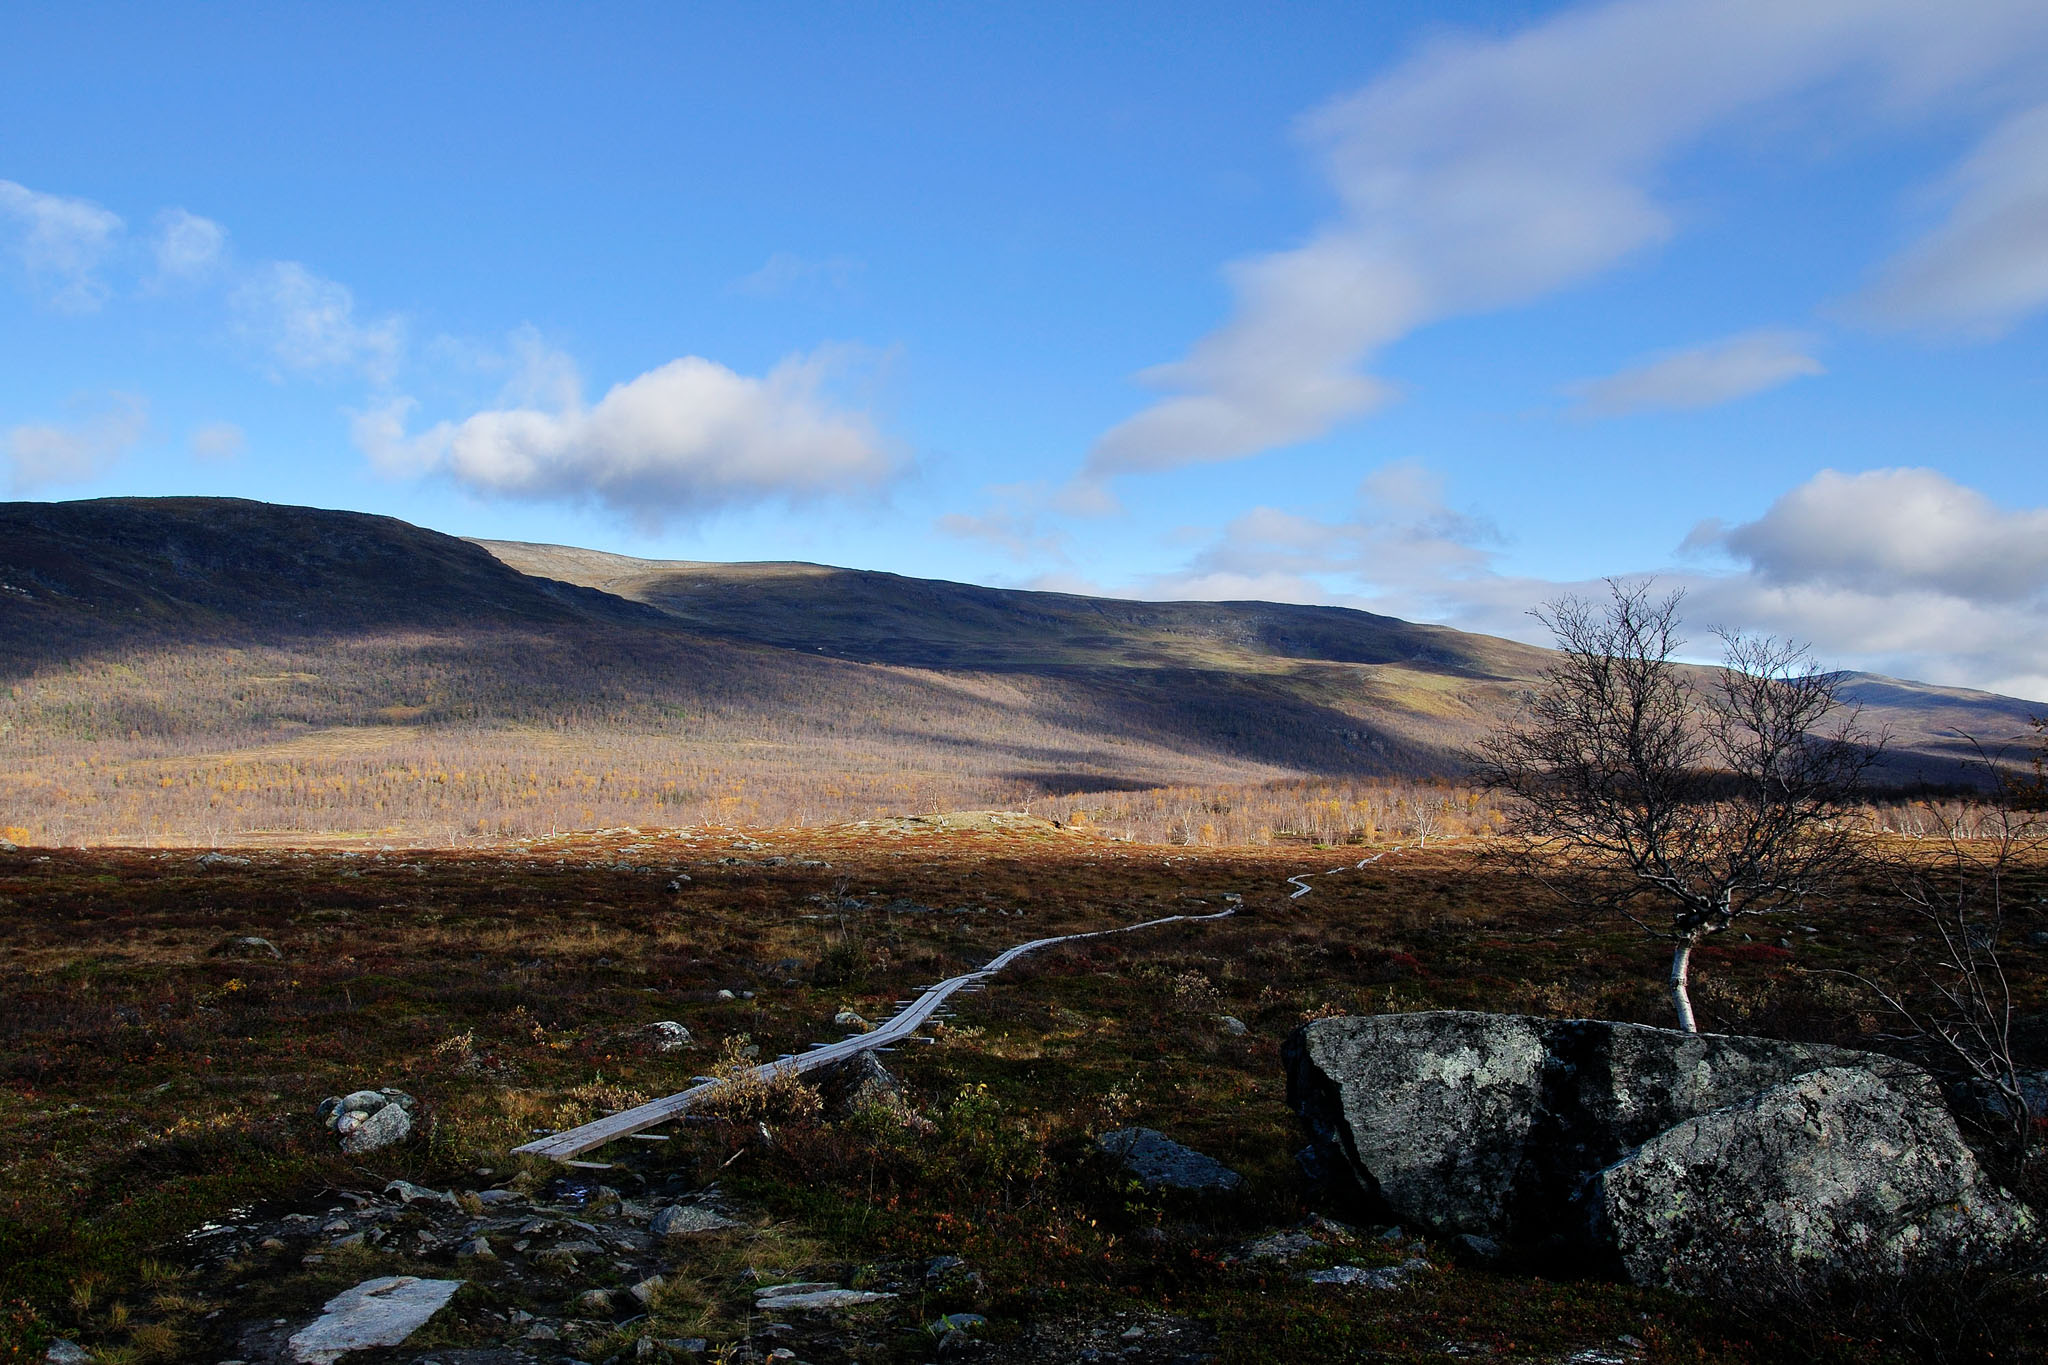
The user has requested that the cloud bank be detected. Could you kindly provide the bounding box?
[1088,0,2048,478]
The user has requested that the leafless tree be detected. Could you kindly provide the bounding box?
[1476,580,1883,1032]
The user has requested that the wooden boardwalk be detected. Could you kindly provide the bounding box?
[513,905,1238,1162]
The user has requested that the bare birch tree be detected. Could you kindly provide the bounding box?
[1476,580,1882,1032]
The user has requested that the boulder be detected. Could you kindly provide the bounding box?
[1588,1065,2037,1301]
[1284,1011,2038,1299]
[1284,1011,1897,1242]
[1098,1128,1243,1192]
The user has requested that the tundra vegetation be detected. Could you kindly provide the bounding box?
[0,820,2041,1364]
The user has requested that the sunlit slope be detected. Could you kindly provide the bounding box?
[477,538,2045,785]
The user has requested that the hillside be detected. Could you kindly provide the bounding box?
[0,497,2039,844]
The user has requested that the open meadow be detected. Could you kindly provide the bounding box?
[2,820,2041,1364]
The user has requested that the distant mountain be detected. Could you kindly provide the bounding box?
[0,498,2037,799]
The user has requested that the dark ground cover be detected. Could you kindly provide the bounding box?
[0,822,2042,1364]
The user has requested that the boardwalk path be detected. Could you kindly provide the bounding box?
[517,844,1413,1163]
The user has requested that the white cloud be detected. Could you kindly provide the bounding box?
[731,251,864,301]
[188,421,246,461]
[3,394,149,492]
[356,343,896,523]
[1087,0,2048,478]
[1570,329,1823,416]
[1692,467,2048,604]
[152,208,227,285]
[1109,462,2048,699]
[1857,101,2048,338]
[0,180,125,311]
[231,260,405,382]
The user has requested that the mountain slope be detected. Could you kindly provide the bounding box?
[0,496,2038,849]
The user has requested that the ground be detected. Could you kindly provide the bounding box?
[0,822,2041,1364]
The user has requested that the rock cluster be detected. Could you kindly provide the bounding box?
[1285,1011,2037,1300]
[316,1088,418,1155]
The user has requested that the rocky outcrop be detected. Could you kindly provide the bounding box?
[1284,1011,2036,1297]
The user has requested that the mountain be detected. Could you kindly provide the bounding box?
[0,497,2038,845]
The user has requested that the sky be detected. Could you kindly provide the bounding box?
[3,1,2046,699]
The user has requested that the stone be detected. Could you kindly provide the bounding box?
[651,1203,743,1238]
[196,851,251,867]
[632,1020,693,1052]
[455,1237,494,1260]
[44,1343,91,1365]
[1233,1229,1318,1262]
[574,1289,615,1315]
[340,1103,411,1154]
[1097,1128,1243,1192]
[474,1188,522,1206]
[1217,1015,1249,1036]
[1283,1011,1904,1242]
[933,1313,988,1332]
[753,1287,896,1312]
[1307,1257,1430,1289]
[284,1275,464,1364]
[384,1180,456,1207]
[833,1007,871,1031]
[1588,1065,2038,1301]
[210,934,282,959]
[817,1051,911,1122]
[629,1275,667,1306]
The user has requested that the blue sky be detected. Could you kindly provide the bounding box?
[4,1,2046,697]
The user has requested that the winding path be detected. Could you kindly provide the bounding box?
[518,841,1417,1162]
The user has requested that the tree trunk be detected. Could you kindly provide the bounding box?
[1670,936,1698,1033]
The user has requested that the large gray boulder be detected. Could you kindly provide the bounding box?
[1283,1011,2037,1299]
[1588,1065,2037,1300]
[1284,1011,1888,1242]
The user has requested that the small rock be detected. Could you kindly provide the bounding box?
[1216,1015,1248,1036]
[630,1275,667,1306]
[662,1340,709,1357]
[753,1288,896,1312]
[1450,1233,1504,1266]
[633,1021,693,1052]
[1097,1128,1243,1192]
[933,1313,987,1333]
[259,1237,287,1252]
[196,851,252,867]
[210,934,283,959]
[651,1204,742,1238]
[285,1276,464,1365]
[474,1188,522,1206]
[455,1237,494,1260]
[385,1180,456,1207]
[341,1103,411,1154]
[716,989,737,1000]
[833,1008,871,1032]
[575,1289,615,1316]
[45,1342,91,1365]
[666,876,691,891]
[1308,1258,1430,1289]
